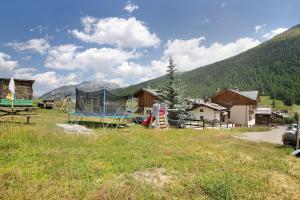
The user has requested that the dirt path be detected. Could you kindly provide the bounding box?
[234,126,286,144]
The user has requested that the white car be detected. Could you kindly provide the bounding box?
[282,124,299,146]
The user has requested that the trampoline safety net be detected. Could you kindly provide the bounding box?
[75,88,128,117]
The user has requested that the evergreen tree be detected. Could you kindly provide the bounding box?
[159,57,186,109]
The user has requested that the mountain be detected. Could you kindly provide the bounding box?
[40,81,120,100]
[114,24,300,103]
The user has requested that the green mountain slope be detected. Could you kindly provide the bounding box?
[115,24,300,102]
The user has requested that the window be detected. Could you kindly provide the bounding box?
[200,109,204,112]
[200,116,204,120]
[146,110,152,115]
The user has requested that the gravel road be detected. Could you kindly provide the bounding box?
[234,126,286,144]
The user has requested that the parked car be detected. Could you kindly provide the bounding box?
[282,124,299,146]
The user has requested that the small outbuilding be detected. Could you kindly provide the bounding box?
[0,78,35,99]
[133,88,163,116]
[255,107,272,125]
[188,100,228,122]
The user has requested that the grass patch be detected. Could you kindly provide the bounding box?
[233,126,271,133]
[200,174,237,200]
[0,109,300,199]
[259,96,300,114]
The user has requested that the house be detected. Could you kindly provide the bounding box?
[255,107,272,125]
[188,100,228,122]
[0,78,35,99]
[211,88,259,127]
[133,88,163,116]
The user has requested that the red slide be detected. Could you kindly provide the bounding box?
[142,114,155,126]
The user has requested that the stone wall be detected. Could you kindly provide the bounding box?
[0,79,34,99]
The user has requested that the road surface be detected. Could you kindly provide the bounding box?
[234,126,286,144]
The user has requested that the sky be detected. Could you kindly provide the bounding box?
[0,0,299,96]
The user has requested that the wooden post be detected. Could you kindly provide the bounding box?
[150,115,154,128]
[296,112,299,150]
[203,120,205,130]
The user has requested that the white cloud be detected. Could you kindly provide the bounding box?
[13,69,78,96]
[7,38,50,54]
[45,44,139,71]
[158,37,260,71]
[0,52,18,72]
[45,44,80,70]
[201,18,211,24]
[124,1,139,14]
[221,2,227,7]
[71,16,160,48]
[262,27,288,39]
[254,24,267,33]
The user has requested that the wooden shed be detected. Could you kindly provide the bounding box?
[133,88,163,115]
[0,78,35,100]
[255,107,272,125]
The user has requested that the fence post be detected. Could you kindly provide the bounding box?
[203,120,205,130]
[296,112,299,150]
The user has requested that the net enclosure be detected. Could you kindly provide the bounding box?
[73,88,131,118]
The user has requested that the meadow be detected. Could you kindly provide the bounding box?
[0,109,300,199]
[259,96,300,115]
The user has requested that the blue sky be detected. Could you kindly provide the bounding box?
[0,0,299,95]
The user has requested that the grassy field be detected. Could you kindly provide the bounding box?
[259,96,300,115]
[0,109,300,199]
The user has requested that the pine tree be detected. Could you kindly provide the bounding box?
[159,57,186,110]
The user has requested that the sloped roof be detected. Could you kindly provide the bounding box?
[256,107,272,115]
[190,101,228,111]
[133,88,163,98]
[0,78,35,84]
[228,89,258,101]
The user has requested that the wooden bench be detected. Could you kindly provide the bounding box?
[0,99,38,123]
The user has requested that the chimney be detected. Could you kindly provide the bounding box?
[234,85,239,91]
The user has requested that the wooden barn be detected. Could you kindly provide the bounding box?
[211,88,259,127]
[133,88,163,116]
[0,78,35,100]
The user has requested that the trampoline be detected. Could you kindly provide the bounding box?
[68,88,133,128]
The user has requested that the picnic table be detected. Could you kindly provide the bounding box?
[0,99,38,123]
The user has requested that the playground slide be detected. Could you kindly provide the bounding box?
[142,114,154,126]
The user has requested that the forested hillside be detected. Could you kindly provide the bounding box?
[115,24,300,104]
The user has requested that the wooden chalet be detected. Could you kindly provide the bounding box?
[211,88,259,127]
[0,78,35,99]
[133,88,163,115]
